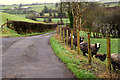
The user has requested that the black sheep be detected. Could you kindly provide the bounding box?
[111,53,120,70]
[80,42,101,57]
[68,35,84,49]
[95,53,107,61]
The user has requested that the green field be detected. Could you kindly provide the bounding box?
[79,31,119,56]
[0,12,54,37]
[24,4,56,12]
[0,4,56,12]
[1,12,50,25]
[37,18,70,23]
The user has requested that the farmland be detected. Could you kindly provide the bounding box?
[1,1,120,79]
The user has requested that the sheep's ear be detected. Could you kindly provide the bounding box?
[94,43,97,48]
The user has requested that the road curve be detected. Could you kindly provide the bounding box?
[2,32,74,78]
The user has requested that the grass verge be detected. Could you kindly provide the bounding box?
[0,27,54,38]
[50,35,96,78]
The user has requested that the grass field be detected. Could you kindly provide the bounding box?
[37,18,70,23]
[25,4,56,12]
[0,4,56,12]
[79,31,119,55]
[0,12,54,37]
[1,12,51,26]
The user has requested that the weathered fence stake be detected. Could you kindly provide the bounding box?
[60,27,62,41]
[66,29,68,46]
[63,28,65,43]
[71,29,73,50]
[56,27,58,34]
[88,33,91,64]
[107,36,111,71]
[6,18,9,27]
[77,30,80,55]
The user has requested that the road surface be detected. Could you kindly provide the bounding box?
[2,32,74,78]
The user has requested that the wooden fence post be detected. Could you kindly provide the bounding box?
[56,27,58,34]
[88,33,91,64]
[63,28,65,43]
[6,18,8,27]
[66,29,68,46]
[71,29,73,50]
[60,27,62,41]
[77,30,80,55]
[107,36,111,71]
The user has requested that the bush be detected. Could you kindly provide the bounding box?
[26,13,37,21]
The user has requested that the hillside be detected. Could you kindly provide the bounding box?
[1,12,47,25]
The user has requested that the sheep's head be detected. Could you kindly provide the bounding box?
[101,54,107,61]
[95,43,101,49]
[80,37,84,43]
[95,53,106,61]
[70,34,75,39]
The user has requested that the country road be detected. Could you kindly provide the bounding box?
[2,32,74,78]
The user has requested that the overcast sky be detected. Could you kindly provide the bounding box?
[0,0,119,5]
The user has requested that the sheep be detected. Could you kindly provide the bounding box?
[68,35,84,49]
[95,53,107,61]
[111,53,120,70]
[95,53,120,70]
[80,42,101,57]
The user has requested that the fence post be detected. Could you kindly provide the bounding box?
[60,27,62,41]
[88,33,91,64]
[56,27,58,34]
[66,29,68,46]
[77,30,80,55]
[107,36,111,71]
[6,18,8,27]
[71,29,73,50]
[63,28,65,43]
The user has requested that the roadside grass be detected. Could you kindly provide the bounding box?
[50,35,96,78]
[50,34,120,78]
[0,26,54,37]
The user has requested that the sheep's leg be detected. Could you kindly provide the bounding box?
[83,52,87,57]
[113,65,116,70]
[91,53,94,57]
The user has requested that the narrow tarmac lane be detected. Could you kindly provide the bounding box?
[2,32,74,78]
